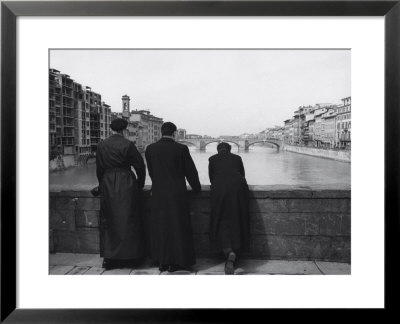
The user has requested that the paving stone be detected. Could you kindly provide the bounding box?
[161,270,195,275]
[239,259,322,275]
[234,268,245,275]
[195,258,225,273]
[48,253,347,275]
[102,268,132,275]
[83,267,106,275]
[197,268,245,275]
[67,266,90,275]
[49,265,74,275]
[130,268,160,275]
[241,272,272,275]
[315,261,351,275]
[75,255,103,267]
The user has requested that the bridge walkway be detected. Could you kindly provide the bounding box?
[50,253,350,275]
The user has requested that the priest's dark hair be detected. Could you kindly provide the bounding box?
[161,122,177,136]
[110,118,128,132]
[217,142,232,153]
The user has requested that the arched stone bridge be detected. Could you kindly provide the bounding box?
[177,138,282,151]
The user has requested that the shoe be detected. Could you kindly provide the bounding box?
[224,252,236,275]
[159,264,169,272]
[168,265,190,273]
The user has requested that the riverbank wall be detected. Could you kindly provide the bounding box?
[49,155,76,171]
[49,186,351,262]
[283,144,351,163]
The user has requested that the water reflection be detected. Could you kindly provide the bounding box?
[49,142,350,189]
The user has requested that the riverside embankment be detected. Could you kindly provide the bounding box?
[283,144,351,162]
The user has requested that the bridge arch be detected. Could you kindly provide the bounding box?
[247,140,280,150]
[177,140,197,147]
[78,153,96,165]
[203,140,240,151]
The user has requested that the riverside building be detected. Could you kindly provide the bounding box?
[336,97,351,149]
[281,100,350,149]
[49,69,112,168]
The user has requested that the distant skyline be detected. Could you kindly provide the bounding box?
[50,49,350,137]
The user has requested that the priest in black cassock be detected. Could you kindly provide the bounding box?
[208,142,250,275]
[96,118,146,270]
[145,122,201,273]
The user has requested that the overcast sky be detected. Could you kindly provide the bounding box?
[50,49,350,137]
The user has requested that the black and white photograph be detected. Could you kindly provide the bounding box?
[3,0,397,318]
[49,49,351,276]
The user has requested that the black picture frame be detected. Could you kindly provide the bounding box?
[1,0,399,322]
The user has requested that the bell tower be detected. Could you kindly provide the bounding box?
[122,95,130,118]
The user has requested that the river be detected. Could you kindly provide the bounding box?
[49,143,351,190]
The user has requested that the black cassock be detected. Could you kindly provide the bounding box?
[145,137,201,267]
[96,134,146,260]
[208,151,249,252]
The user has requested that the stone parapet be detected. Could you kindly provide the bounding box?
[49,185,351,262]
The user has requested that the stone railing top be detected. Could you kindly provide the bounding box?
[49,184,350,198]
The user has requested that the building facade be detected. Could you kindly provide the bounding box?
[280,100,350,149]
[336,97,351,148]
[321,108,337,148]
[129,109,163,149]
[49,69,112,166]
[113,95,163,150]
